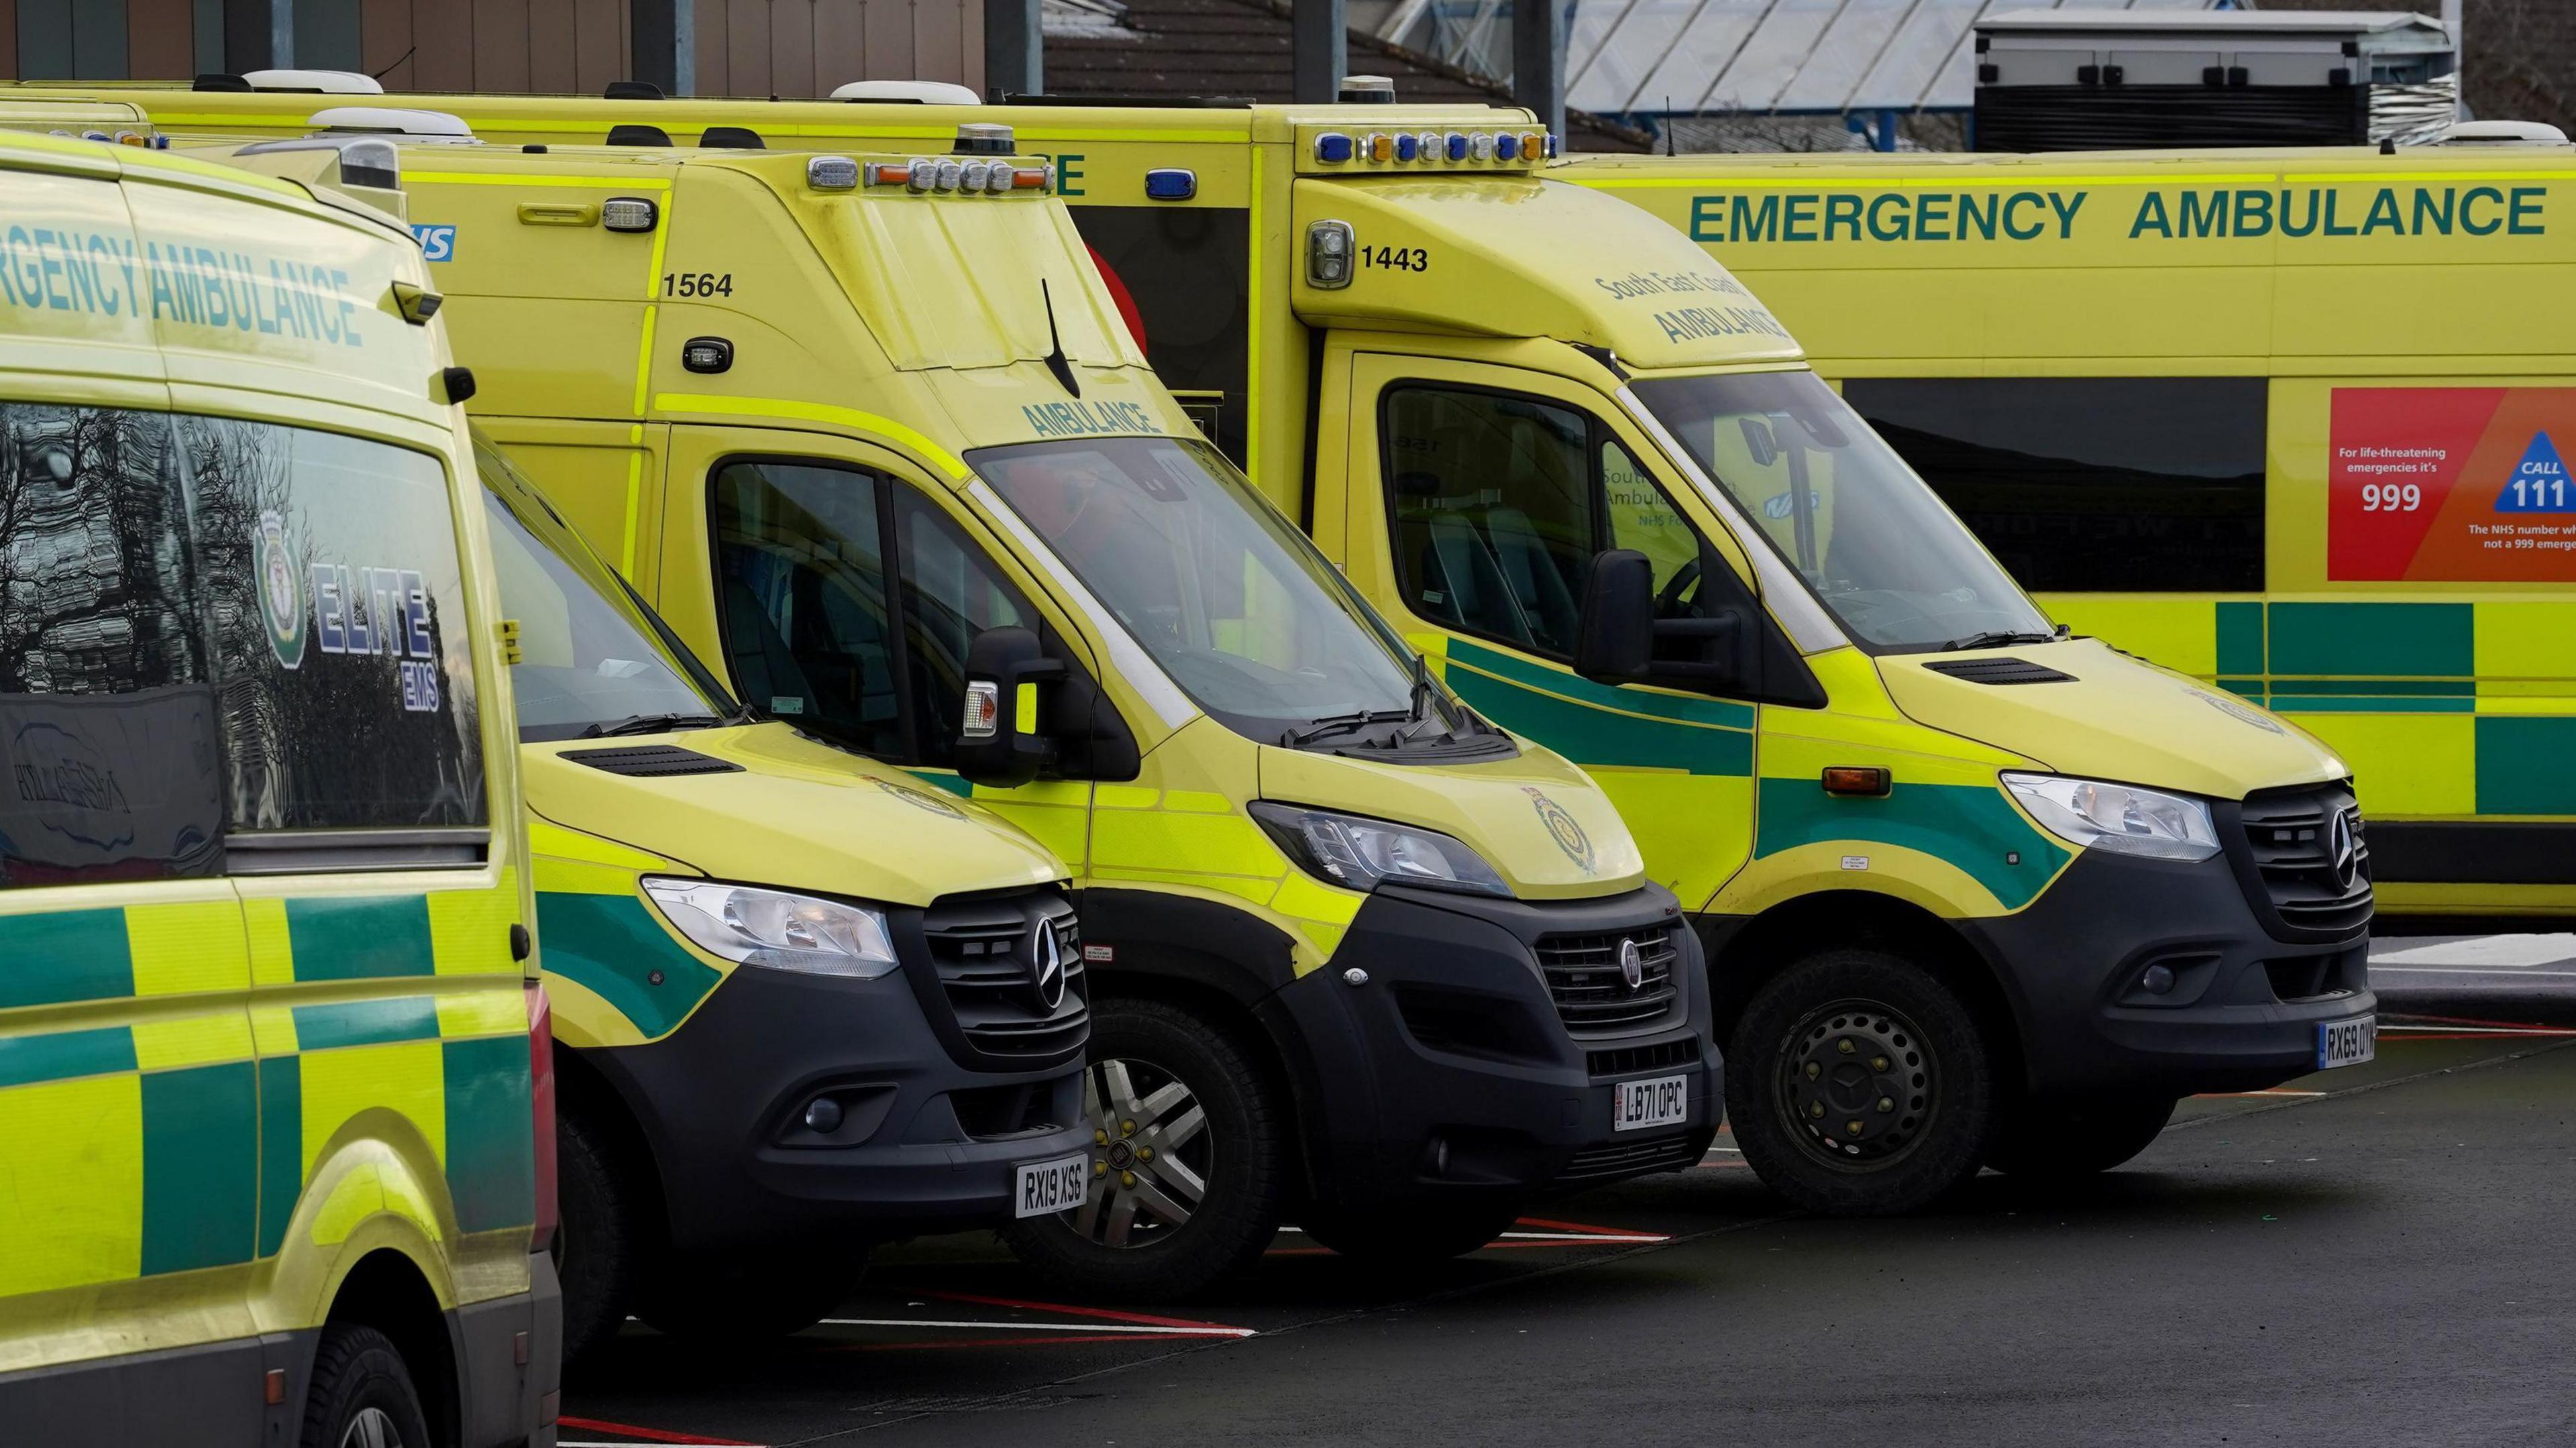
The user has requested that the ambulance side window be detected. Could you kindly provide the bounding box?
[1382,386,1594,657]
[0,404,225,887]
[891,488,1034,769]
[709,459,905,759]
[180,416,486,834]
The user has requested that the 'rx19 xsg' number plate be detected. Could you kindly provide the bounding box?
[1613,1073,1689,1133]
[1014,1152,1091,1218]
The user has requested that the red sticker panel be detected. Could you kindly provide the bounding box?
[2329,388,2576,581]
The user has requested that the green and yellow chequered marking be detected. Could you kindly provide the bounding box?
[0,882,532,1307]
[527,818,724,1048]
[2043,595,2576,819]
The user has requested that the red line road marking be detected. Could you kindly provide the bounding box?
[555,1416,758,1446]
[828,1332,1218,1353]
[1511,1215,1652,1237]
[918,1289,1250,1333]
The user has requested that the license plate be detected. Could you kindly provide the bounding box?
[1612,1073,1690,1133]
[2316,1014,2377,1070]
[1014,1152,1091,1218]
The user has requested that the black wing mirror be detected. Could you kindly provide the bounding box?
[955,626,1065,788]
[1573,549,1655,683]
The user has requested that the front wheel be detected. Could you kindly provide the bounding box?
[1298,1201,1521,1264]
[299,1324,432,1448]
[555,1099,641,1366]
[1000,997,1287,1300]
[1984,1093,2178,1178]
[1725,947,1999,1217]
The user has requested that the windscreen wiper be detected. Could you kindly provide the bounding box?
[1279,709,1410,748]
[1939,630,2059,653]
[580,712,727,738]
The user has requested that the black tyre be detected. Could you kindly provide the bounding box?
[1725,947,1999,1217]
[1984,1093,2178,1179]
[555,1099,641,1365]
[1298,1201,1521,1264]
[1000,997,1287,1300]
[634,1247,867,1344]
[299,1324,432,1448]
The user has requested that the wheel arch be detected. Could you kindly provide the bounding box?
[1085,965,1325,1207]
[551,1042,672,1249]
[1699,889,2030,1091]
[323,1247,460,1448]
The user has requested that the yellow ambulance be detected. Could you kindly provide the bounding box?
[182,136,1101,1361]
[204,117,1724,1298]
[1558,143,2576,934]
[0,132,552,1445]
[129,89,2377,1216]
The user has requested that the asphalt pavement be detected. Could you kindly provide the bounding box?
[560,936,2576,1447]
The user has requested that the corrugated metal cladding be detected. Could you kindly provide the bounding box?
[0,0,976,96]
[1566,0,2229,119]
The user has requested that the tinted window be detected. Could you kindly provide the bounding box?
[1383,387,1597,659]
[1840,378,2268,593]
[0,405,223,885]
[893,488,1031,769]
[710,460,902,757]
[181,417,484,830]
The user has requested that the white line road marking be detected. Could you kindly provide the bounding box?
[1498,1231,1670,1243]
[2372,967,2576,979]
[2380,1023,2576,1035]
[2371,935,2576,968]
[818,1318,1256,1337]
[559,1443,769,1447]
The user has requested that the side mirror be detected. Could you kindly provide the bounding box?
[955,626,1065,789]
[1573,549,1654,683]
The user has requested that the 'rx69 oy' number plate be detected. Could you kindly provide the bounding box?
[2316,1015,2377,1070]
[1015,1152,1091,1218]
[1613,1074,1689,1133]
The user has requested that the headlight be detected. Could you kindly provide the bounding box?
[1249,802,1511,897]
[2000,773,2220,863]
[641,878,901,979]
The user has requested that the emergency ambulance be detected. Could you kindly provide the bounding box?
[178,137,1100,1361]
[1556,144,2576,934]
[0,132,552,1445]
[196,117,1723,1299]
[117,87,2378,1215]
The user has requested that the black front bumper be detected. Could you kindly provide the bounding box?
[1272,882,1721,1212]
[1954,848,2375,1097]
[583,962,1090,1251]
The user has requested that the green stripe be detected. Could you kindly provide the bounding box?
[1754,778,2070,909]
[257,1054,301,1258]
[1448,638,1758,729]
[2267,678,2476,696]
[1449,663,1754,775]
[2477,716,2576,814]
[535,891,723,1038]
[0,908,134,1010]
[2266,602,2472,679]
[285,895,436,982]
[2268,696,2476,714]
[2216,601,2265,677]
[0,1023,136,1089]
[908,770,974,797]
[2218,678,2265,698]
[290,995,442,1052]
[441,1034,535,1234]
[141,1062,258,1276]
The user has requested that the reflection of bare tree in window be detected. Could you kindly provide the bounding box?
[0,406,197,699]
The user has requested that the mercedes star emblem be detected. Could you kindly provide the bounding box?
[1030,917,1067,1011]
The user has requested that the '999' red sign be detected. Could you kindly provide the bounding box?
[2328,388,2576,581]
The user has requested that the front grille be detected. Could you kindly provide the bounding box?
[1585,1036,1701,1079]
[2235,785,2373,938]
[922,894,1089,1060]
[949,1081,1063,1140]
[1538,928,1681,1033]
[2263,954,2364,1005]
[1558,1133,1699,1182]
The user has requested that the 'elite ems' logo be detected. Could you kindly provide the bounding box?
[255,511,305,669]
[1524,787,1596,873]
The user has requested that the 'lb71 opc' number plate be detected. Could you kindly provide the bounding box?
[1612,1073,1690,1133]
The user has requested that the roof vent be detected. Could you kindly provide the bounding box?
[607,123,674,146]
[700,125,765,149]
[1340,74,1397,103]
[559,745,745,778]
[193,72,252,92]
[604,79,666,100]
[2439,119,2570,146]
[245,68,384,94]
[832,79,981,105]
[1921,657,2075,685]
[308,107,478,143]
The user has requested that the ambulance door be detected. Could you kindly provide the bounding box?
[659,424,1095,868]
[474,418,670,600]
[1335,349,1762,909]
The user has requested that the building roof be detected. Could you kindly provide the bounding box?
[1564,0,2231,120]
[1040,0,1654,150]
